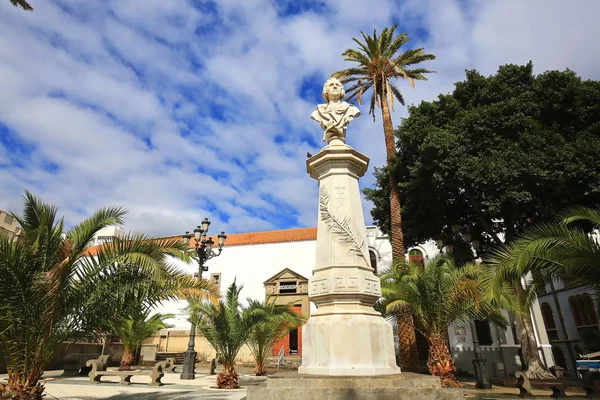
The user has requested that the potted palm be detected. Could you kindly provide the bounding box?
[188,281,265,389]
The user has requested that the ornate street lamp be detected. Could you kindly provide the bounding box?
[180,218,227,380]
[469,320,492,389]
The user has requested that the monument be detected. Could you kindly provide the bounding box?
[247,77,463,399]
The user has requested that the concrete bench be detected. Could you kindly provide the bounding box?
[63,353,103,375]
[515,371,600,398]
[515,371,566,397]
[164,357,202,373]
[87,359,168,386]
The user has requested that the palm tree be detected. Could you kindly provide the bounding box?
[245,298,304,376]
[110,310,173,371]
[8,0,33,11]
[380,256,506,387]
[332,25,435,372]
[0,191,213,399]
[188,280,266,389]
[487,206,600,378]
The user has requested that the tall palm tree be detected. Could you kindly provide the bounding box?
[487,206,600,378]
[245,298,304,376]
[188,281,266,389]
[380,256,506,387]
[0,191,213,399]
[8,0,33,11]
[110,310,173,371]
[332,25,435,372]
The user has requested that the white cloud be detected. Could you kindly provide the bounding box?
[0,0,598,237]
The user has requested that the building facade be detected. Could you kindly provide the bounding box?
[0,209,22,241]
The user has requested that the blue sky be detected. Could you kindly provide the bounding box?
[1,0,599,236]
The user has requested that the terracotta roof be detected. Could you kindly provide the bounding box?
[85,227,317,257]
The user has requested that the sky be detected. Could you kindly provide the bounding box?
[1,0,599,237]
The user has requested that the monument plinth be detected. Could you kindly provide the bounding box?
[298,140,399,376]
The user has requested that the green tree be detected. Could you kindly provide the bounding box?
[8,0,33,11]
[0,191,212,399]
[188,281,265,389]
[110,309,173,371]
[380,256,506,387]
[245,298,304,376]
[332,24,435,372]
[366,62,600,249]
[366,63,600,377]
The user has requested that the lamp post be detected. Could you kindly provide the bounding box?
[469,320,492,389]
[180,218,227,380]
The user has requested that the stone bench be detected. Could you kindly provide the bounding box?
[87,359,168,386]
[164,357,203,373]
[515,371,600,398]
[63,353,105,375]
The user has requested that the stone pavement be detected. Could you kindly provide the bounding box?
[2,369,596,399]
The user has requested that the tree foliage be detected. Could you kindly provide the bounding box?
[366,62,600,250]
[0,191,212,398]
[379,256,506,387]
[188,281,265,389]
[8,0,33,11]
[110,309,173,371]
[245,298,304,376]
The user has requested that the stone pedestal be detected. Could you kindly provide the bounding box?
[297,141,399,376]
[247,374,464,400]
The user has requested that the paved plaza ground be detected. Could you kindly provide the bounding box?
[1,365,595,399]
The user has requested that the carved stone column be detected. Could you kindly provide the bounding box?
[298,139,400,376]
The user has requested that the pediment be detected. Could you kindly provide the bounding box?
[263,268,309,285]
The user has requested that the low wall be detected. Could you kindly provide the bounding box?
[144,330,255,364]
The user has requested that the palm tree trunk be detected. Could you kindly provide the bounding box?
[396,309,419,372]
[379,93,405,258]
[514,284,555,379]
[119,348,135,371]
[217,364,239,389]
[2,371,45,399]
[380,92,419,373]
[426,332,460,388]
[254,355,267,376]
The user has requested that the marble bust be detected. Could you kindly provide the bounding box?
[310,77,361,143]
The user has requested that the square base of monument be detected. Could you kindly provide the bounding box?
[246,374,464,400]
[298,313,400,376]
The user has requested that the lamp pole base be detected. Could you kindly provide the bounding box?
[180,349,197,380]
[473,357,491,389]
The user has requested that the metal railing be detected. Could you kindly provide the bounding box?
[276,346,285,370]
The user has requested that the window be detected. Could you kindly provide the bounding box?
[279,281,297,294]
[369,250,378,274]
[570,294,599,327]
[408,249,424,265]
[474,320,493,346]
[552,346,567,369]
[3,214,14,225]
[541,302,559,341]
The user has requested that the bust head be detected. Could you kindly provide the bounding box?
[322,77,345,102]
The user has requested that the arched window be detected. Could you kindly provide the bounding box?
[570,294,599,327]
[408,248,424,265]
[541,302,559,341]
[369,250,378,274]
[552,346,567,369]
[581,294,598,325]
[569,296,585,327]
